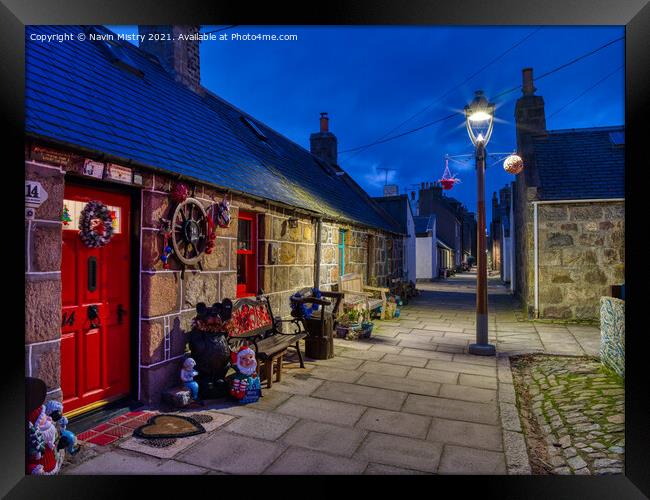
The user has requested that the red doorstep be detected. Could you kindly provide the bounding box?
[86,433,119,446]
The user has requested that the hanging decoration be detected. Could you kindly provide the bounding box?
[438,158,461,190]
[78,200,114,248]
[61,205,72,226]
[214,194,232,228]
[171,182,190,204]
[205,205,217,255]
[159,218,173,269]
[503,154,524,175]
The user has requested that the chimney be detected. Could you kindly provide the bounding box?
[139,25,201,93]
[310,112,338,165]
[514,67,546,185]
[411,191,415,201]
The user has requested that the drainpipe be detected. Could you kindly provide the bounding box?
[533,202,539,318]
[314,217,323,288]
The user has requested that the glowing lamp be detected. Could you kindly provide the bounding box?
[464,90,495,146]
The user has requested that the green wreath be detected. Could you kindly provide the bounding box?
[79,200,114,248]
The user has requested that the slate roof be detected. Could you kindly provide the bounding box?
[531,126,624,201]
[414,215,435,236]
[372,195,412,234]
[25,25,402,234]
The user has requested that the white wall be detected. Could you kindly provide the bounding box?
[404,207,417,283]
[416,236,433,280]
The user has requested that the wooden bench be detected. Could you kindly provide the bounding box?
[225,294,308,389]
[338,273,389,320]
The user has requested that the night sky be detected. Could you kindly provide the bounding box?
[108,25,624,223]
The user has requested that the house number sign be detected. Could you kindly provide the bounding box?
[25,180,48,219]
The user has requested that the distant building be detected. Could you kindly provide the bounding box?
[513,68,624,320]
[373,194,417,283]
[413,215,437,280]
[489,183,515,289]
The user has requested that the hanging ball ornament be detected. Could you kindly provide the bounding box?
[503,154,524,175]
[171,183,190,203]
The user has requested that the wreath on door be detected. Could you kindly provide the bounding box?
[79,200,114,248]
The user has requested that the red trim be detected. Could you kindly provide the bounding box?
[236,211,257,298]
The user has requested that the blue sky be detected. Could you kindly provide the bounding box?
[108,25,624,222]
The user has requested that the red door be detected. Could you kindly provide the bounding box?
[60,183,131,415]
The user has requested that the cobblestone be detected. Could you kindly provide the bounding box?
[511,355,624,475]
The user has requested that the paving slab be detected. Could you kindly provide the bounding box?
[438,383,497,403]
[379,353,429,367]
[222,410,299,441]
[338,349,386,361]
[399,347,454,360]
[271,373,325,396]
[356,372,440,397]
[356,408,431,439]
[312,380,408,411]
[364,463,427,474]
[176,431,286,474]
[425,359,497,377]
[275,394,367,426]
[403,394,499,425]
[357,360,410,377]
[281,420,367,457]
[408,367,459,385]
[458,373,498,390]
[438,445,507,474]
[427,417,503,451]
[264,447,367,474]
[354,432,442,473]
[64,450,209,475]
[310,366,364,383]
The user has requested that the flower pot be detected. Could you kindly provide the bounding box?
[336,325,349,338]
[360,321,374,338]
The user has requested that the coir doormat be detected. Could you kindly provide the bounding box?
[133,414,206,439]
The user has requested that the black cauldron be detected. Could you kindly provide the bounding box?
[187,301,233,399]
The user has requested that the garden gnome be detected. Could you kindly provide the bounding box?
[229,346,261,402]
[180,357,200,401]
[45,400,79,455]
[26,377,64,475]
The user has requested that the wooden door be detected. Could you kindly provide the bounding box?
[60,183,131,414]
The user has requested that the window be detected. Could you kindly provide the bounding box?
[338,229,346,276]
[62,199,121,233]
[240,115,267,141]
[236,212,257,297]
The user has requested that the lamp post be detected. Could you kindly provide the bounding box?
[465,90,496,356]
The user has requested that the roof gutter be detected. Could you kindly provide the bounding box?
[27,134,404,236]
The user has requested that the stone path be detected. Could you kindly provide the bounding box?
[511,354,624,475]
[62,270,602,475]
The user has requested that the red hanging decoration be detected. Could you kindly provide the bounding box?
[438,158,460,190]
[171,183,190,204]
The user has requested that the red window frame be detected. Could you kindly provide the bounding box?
[236,211,257,297]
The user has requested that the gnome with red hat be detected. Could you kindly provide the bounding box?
[229,345,261,403]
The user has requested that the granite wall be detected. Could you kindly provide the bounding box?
[537,202,624,320]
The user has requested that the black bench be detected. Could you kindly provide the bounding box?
[225,294,307,388]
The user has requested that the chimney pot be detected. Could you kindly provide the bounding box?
[320,112,329,132]
[522,67,536,96]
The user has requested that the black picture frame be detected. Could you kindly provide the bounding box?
[5,0,648,497]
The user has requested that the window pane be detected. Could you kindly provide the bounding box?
[237,219,251,250]
[237,254,247,284]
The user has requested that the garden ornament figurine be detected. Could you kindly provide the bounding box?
[45,400,79,455]
[26,377,64,475]
[188,301,233,398]
[229,345,261,403]
[181,357,200,402]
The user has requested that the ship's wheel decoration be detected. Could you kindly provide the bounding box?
[438,158,461,190]
[171,197,209,269]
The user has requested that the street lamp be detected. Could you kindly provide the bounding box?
[465,90,496,356]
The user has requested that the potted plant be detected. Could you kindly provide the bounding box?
[336,309,362,338]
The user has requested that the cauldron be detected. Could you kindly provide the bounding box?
[187,301,233,399]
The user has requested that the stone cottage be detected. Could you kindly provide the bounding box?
[24,25,405,413]
[513,68,624,319]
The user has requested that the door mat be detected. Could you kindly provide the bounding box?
[133,414,206,439]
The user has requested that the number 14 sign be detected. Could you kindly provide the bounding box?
[25,180,48,219]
